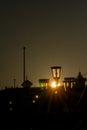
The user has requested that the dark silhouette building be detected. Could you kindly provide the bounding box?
[0,71,87,129]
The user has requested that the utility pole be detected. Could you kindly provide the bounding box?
[13,78,16,88]
[23,46,26,83]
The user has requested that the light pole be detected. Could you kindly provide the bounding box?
[51,66,61,87]
[23,46,26,83]
[13,78,16,88]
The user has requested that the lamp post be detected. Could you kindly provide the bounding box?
[51,66,61,87]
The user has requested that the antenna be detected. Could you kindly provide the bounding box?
[78,67,81,73]
[13,78,16,88]
[23,46,26,82]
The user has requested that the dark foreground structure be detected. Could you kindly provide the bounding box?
[0,72,87,129]
[0,83,87,130]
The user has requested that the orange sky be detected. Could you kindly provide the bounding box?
[0,0,87,88]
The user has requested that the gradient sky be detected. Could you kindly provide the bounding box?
[0,0,87,88]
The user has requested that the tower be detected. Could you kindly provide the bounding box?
[22,46,32,88]
[23,46,26,83]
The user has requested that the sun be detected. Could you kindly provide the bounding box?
[51,81,57,88]
[51,81,61,88]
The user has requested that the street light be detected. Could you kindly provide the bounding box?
[51,66,61,87]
